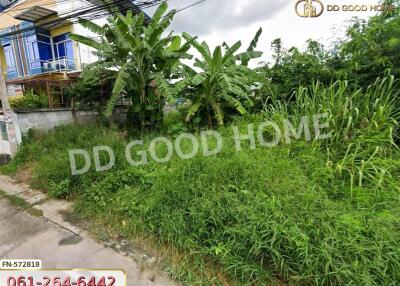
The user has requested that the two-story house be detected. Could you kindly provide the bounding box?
[0,0,149,155]
[0,0,147,88]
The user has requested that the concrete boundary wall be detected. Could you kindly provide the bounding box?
[12,108,98,144]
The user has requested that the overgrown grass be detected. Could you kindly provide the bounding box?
[1,78,399,285]
[0,124,128,198]
[265,76,400,190]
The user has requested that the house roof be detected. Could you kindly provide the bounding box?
[0,0,57,30]
[34,1,150,31]
[0,0,150,31]
[14,6,57,22]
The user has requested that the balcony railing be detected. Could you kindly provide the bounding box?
[41,57,75,72]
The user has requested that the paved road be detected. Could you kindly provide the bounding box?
[0,197,177,286]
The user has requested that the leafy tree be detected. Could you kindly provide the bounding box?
[70,2,192,129]
[336,0,400,87]
[175,29,263,127]
[65,66,114,110]
[271,38,284,65]
[264,38,337,99]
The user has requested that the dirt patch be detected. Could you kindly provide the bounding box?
[13,164,34,185]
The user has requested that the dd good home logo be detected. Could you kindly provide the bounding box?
[295,0,396,17]
[295,0,324,17]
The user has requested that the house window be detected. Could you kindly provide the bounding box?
[3,44,16,73]
[25,35,41,69]
[0,121,8,141]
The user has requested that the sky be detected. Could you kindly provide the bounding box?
[145,0,381,66]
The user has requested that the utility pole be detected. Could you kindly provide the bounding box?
[0,57,19,155]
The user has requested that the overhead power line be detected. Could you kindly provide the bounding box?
[174,0,206,13]
[0,0,208,41]
[1,0,82,14]
[0,0,153,14]
[0,0,156,39]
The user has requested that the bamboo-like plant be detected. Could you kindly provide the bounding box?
[264,75,400,190]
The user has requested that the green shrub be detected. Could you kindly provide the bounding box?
[162,110,189,136]
[9,89,49,110]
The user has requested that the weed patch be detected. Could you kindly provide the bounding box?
[0,190,43,217]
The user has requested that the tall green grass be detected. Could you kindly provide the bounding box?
[1,77,399,285]
[264,76,400,191]
[0,124,129,198]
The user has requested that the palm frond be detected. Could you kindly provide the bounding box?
[148,1,168,28]
[247,27,262,52]
[186,102,202,122]
[221,93,247,114]
[153,74,172,99]
[236,51,263,65]
[192,73,207,85]
[229,84,249,99]
[222,41,242,64]
[242,27,262,66]
[194,58,207,70]
[70,34,103,50]
[182,32,212,63]
[77,18,104,35]
[180,63,197,76]
[105,63,130,117]
[212,46,223,70]
[211,100,224,125]
[148,10,177,47]
[168,36,182,52]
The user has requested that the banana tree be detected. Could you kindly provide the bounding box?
[70,2,192,129]
[175,29,263,127]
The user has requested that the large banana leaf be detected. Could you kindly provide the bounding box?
[182,33,212,63]
[223,41,242,64]
[105,63,130,117]
[77,18,105,35]
[69,34,103,51]
[179,28,263,127]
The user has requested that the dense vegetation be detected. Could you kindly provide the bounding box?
[2,1,400,285]
[9,89,49,110]
[263,0,400,98]
[3,76,399,285]
[70,2,193,129]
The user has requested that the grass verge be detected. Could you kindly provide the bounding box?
[0,189,43,217]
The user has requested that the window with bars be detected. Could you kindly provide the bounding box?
[3,44,16,73]
[25,34,41,69]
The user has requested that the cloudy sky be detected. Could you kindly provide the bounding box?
[145,0,381,65]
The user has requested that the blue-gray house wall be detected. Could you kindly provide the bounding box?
[1,21,74,80]
[0,26,23,79]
